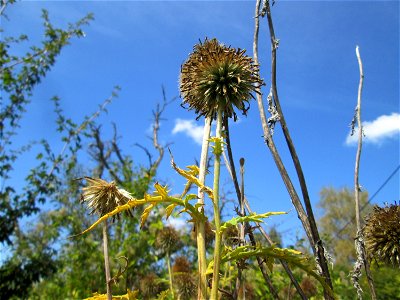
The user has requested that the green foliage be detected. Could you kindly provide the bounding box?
[0,250,57,299]
[0,2,93,244]
[317,187,372,265]
[220,212,286,233]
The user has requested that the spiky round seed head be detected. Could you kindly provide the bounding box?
[155,226,182,254]
[139,273,163,299]
[364,203,400,267]
[172,256,192,273]
[300,277,318,298]
[223,225,240,247]
[180,38,262,120]
[80,177,133,220]
[175,273,197,300]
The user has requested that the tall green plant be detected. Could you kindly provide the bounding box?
[179,37,262,299]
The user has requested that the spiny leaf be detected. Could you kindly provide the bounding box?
[84,289,138,300]
[170,159,213,200]
[141,203,156,228]
[186,165,200,176]
[154,182,169,199]
[220,212,286,233]
[156,290,171,300]
[71,181,208,237]
[70,201,137,237]
[165,203,177,220]
[184,194,198,208]
[206,244,334,298]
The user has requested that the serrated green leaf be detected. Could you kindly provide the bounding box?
[220,212,286,233]
[207,244,334,298]
[184,194,199,202]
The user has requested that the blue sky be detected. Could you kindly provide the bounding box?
[3,1,399,245]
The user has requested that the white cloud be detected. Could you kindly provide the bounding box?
[346,113,400,145]
[165,216,187,230]
[172,119,204,145]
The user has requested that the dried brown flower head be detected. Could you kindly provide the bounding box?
[172,256,192,273]
[80,177,133,220]
[180,38,262,120]
[300,277,318,298]
[223,224,240,247]
[175,272,197,300]
[155,226,182,254]
[364,203,400,267]
[139,273,165,299]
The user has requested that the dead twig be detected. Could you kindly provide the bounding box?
[254,0,333,298]
[351,45,377,300]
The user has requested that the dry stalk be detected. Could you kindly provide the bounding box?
[254,0,334,298]
[351,46,377,300]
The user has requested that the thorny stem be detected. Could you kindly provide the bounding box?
[352,46,377,300]
[196,116,212,300]
[103,221,112,300]
[211,108,223,300]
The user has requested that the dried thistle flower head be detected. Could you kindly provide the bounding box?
[172,256,192,273]
[300,277,318,298]
[139,273,164,299]
[172,256,196,299]
[175,273,196,300]
[364,203,400,267]
[180,38,262,120]
[155,226,182,254]
[223,224,240,247]
[80,177,133,220]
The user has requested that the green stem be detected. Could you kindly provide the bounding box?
[197,116,212,299]
[211,108,223,300]
[166,252,174,298]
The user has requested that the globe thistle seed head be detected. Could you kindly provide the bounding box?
[174,272,197,300]
[180,38,262,120]
[300,277,318,298]
[223,225,240,247]
[364,203,400,267]
[139,273,164,299]
[155,226,182,254]
[80,177,133,220]
[172,256,192,273]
